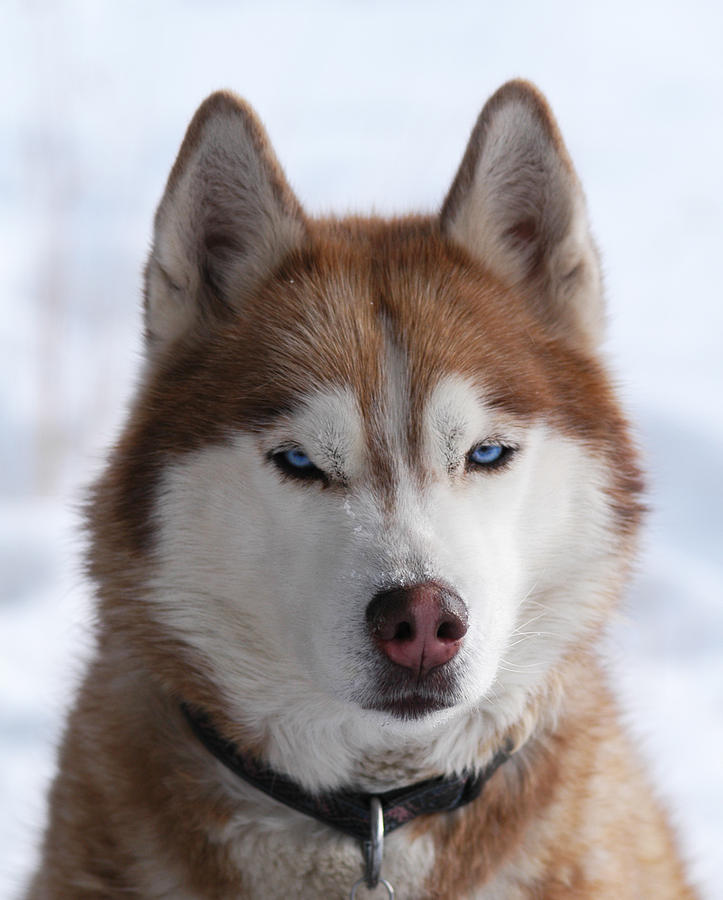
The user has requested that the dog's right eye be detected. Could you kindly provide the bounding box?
[270,447,326,482]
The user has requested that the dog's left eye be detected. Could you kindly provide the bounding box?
[270,447,326,482]
[467,443,515,470]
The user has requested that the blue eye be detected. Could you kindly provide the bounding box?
[271,446,325,482]
[284,448,313,469]
[468,443,513,469]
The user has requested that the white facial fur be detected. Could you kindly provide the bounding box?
[148,373,618,791]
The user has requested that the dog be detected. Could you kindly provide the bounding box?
[26,80,696,898]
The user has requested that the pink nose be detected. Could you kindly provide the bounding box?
[366,582,468,677]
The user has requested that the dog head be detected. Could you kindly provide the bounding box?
[90,83,643,787]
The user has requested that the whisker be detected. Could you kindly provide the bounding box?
[498,659,546,672]
[505,631,558,649]
[512,609,548,632]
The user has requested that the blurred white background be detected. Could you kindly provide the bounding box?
[1,1,721,896]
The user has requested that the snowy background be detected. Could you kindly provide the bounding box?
[1,1,722,896]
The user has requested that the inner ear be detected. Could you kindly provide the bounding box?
[441,80,604,351]
[144,91,307,354]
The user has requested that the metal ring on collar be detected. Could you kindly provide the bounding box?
[363,796,384,888]
[349,876,395,898]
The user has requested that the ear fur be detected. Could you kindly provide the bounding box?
[144,91,306,352]
[441,80,603,349]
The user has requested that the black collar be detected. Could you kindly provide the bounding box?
[181,703,511,843]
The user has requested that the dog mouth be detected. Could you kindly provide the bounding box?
[362,692,455,719]
[357,661,463,720]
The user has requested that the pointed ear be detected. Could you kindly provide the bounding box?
[441,80,603,349]
[144,91,306,352]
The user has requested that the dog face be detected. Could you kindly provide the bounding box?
[90,83,642,787]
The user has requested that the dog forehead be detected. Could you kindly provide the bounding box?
[240,222,541,422]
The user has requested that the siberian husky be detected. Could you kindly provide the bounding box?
[27,81,696,898]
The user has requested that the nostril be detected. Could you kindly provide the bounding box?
[436,619,465,642]
[394,620,414,642]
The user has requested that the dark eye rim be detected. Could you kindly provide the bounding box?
[268,447,328,483]
[465,442,518,473]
